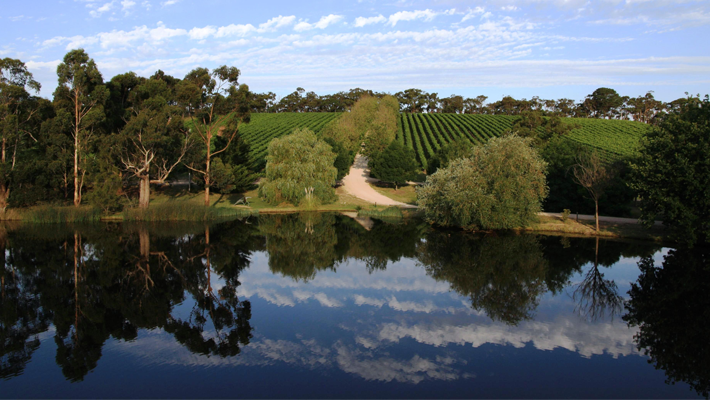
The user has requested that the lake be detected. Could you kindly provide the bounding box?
[0,213,707,398]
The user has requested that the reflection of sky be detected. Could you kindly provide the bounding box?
[3,244,698,399]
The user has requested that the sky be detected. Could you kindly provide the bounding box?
[1,0,709,103]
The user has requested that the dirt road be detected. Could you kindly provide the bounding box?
[341,154,417,208]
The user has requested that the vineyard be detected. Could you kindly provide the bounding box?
[397,114,650,169]
[223,112,649,171]
[238,113,341,170]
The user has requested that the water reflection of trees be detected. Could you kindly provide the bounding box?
[0,220,259,381]
[260,213,341,281]
[572,238,623,322]
[624,248,710,398]
[417,232,551,325]
[260,214,429,280]
[0,215,667,383]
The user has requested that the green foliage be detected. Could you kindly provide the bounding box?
[542,136,634,217]
[323,137,354,180]
[258,128,337,206]
[357,206,403,218]
[630,96,710,246]
[320,95,399,156]
[369,140,418,189]
[210,158,257,194]
[122,202,256,221]
[561,209,571,222]
[417,135,548,230]
[23,206,102,223]
[84,155,124,213]
[427,137,475,175]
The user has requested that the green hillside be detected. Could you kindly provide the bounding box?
[397,113,650,169]
[234,112,649,171]
[239,112,341,170]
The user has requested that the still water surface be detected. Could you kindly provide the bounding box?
[0,213,707,398]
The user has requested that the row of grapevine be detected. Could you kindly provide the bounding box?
[398,113,646,168]
[238,112,647,173]
[239,113,341,170]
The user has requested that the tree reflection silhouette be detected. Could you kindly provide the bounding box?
[0,220,257,381]
[164,224,254,357]
[418,232,550,325]
[624,248,710,398]
[260,213,341,281]
[0,227,51,379]
[572,237,624,322]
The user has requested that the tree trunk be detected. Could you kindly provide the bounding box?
[139,175,150,209]
[74,231,80,340]
[139,228,150,260]
[73,91,81,207]
[595,200,599,232]
[204,135,211,207]
[0,183,9,212]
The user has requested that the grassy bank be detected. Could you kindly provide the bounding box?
[523,214,670,243]
[368,182,418,205]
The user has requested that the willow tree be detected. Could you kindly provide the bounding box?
[0,58,42,210]
[258,128,337,206]
[54,49,108,206]
[179,66,251,206]
[417,135,548,230]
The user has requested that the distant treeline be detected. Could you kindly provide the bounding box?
[254,87,695,124]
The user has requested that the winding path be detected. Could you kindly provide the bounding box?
[341,154,417,208]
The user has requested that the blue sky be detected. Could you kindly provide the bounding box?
[2,0,709,102]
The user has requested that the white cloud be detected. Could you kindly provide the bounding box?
[259,15,296,31]
[294,14,344,32]
[188,26,217,40]
[387,9,439,26]
[121,0,136,13]
[354,14,387,27]
[461,7,486,22]
[161,0,178,6]
[90,1,115,18]
[214,23,257,37]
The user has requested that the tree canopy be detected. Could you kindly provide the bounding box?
[259,128,337,206]
[630,95,710,246]
[369,140,418,189]
[417,135,548,230]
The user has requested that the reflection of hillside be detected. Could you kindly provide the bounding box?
[625,248,710,398]
[418,232,553,325]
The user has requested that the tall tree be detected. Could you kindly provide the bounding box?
[572,151,614,232]
[54,49,108,206]
[180,66,251,206]
[121,75,190,208]
[630,95,710,246]
[0,58,42,210]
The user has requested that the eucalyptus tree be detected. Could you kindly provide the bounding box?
[179,66,251,206]
[0,58,43,210]
[53,49,109,206]
[121,74,191,208]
